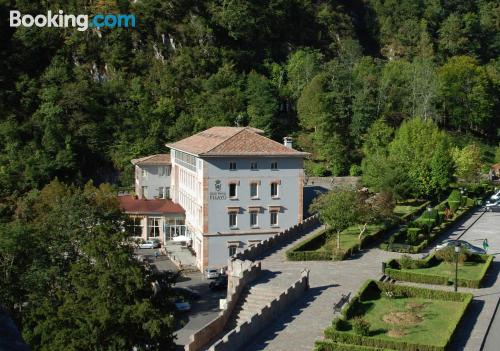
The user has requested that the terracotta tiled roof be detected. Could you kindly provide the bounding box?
[131,154,171,165]
[118,195,184,215]
[166,127,309,157]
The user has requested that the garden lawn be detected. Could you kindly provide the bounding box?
[322,224,385,252]
[401,261,485,281]
[351,296,465,347]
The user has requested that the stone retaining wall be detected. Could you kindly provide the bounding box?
[184,260,261,351]
[232,215,320,262]
[209,269,310,351]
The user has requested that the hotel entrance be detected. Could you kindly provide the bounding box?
[164,218,187,241]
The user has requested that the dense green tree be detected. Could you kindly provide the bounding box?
[246,71,278,136]
[0,180,176,350]
[437,56,495,135]
[451,144,483,182]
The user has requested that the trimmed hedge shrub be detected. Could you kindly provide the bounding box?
[320,280,473,351]
[384,254,493,288]
[287,224,393,261]
[381,197,478,254]
[314,340,390,351]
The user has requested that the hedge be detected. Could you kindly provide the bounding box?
[323,280,473,351]
[384,254,493,288]
[314,340,394,351]
[287,223,393,261]
[381,199,478,254]
[399,200,432,222]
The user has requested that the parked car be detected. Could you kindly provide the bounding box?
[205,268,220,279]
[435,240,486,254]
[138,239,160,249]
[209,275,228,290]
[174,299,191,312]
[485,200,500,212]
[490,190,500,202]
[172,287,201,300]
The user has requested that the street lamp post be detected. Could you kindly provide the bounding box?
[427,206,433,238]
[454,243,460,292]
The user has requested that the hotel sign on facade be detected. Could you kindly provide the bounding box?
[209,180,226,200]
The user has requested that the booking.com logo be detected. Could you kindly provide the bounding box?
[9,10,136,31]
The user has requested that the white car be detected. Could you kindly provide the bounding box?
[205,268,220,279]
[435,240,486,255]
[138,239,160,249]
[490,190,500,202]
[486,200,500,211]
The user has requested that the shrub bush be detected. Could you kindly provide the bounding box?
[435,247,468,264]
[352,317,370,336]
[406,228,421,245]
[448,190,462,212]
[349,164,362,176]
[332,317,349,331]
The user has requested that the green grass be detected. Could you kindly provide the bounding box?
[401,261,484,281]
[347,296,465,346]
[319,224,385,252]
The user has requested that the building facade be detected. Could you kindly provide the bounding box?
[119,154,185,245]
[131,154,172,200]
[166,127,309,269]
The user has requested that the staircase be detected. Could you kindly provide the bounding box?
[225,283,286,331]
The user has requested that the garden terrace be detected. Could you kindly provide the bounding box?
[380,193,481,254]
[316,280,473,351]
[287,198,432,262]
[286,223,389,261]
[384,253,493,288]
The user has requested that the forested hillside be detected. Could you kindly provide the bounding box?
[1,0,499,206]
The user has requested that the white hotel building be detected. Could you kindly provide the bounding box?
[120,127,309,270]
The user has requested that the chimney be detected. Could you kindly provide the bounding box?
[283,136,293,148]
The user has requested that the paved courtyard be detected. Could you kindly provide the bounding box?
[240,209,500,351]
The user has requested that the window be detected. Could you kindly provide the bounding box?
[141,186,148,198]
[229,162,237,170]
[271,183,279,198]
[148,217,161,238]
[128,217,143,236]
[166,165,171,176]
[229,213,237,228]
[250,162,258,170]
[158,166,166,176]
[250,183,258,198]
[271,161,278,170]
[141,168,148,177]
[229,183,237,198]
[270,212,278,226]
[229,245,237,256]
[158,187,170,199]
[250,212,258,227]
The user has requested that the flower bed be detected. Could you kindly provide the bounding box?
[384,254,493,288]
[318,280,472,351]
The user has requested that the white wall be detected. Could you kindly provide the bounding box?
[135,164,171,199]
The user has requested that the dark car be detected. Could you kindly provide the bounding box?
[209,275,228,290]
[172,287,201,300]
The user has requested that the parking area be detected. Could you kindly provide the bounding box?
[134,248,225,348]
[173,271,227,347]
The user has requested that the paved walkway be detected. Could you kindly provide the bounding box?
[242,209,500,351]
